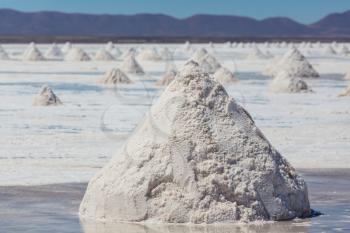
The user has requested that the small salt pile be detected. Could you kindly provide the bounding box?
[121,55,144,74]
[138,48,162,61]
[80,61,311,223]
[265,47,319,78]
[192,49,221,74]
[93,49,115,61]
[324,45,337,55]
[32,85,62,106]
[62,42,72,54]
[98,68,132,85]
[192,48,208,61]
[0,45,9,60]
[105,41,114,51]
[65,48,91,61]
[344,71,350,80]
[156,63,177,86]
[121,48,136,59]
[339,45,350,56]
[269,72,311,93]
[246,47,268,60]
[45,43,63,59]
[22,44,45,61]
[110,47,122,58]
[160,47,173,60]
[339,86,350,97]
[213,66,237,85]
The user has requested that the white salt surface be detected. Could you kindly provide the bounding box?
[0,43,350,186]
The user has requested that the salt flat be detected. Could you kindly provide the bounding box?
[0,43,349,186]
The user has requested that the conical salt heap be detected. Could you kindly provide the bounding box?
[192,49,221,74]
[138,48,162,61]
[246,47,268,60]
[99,68,132,85]
[121,55,144,74]
[265,48,319,78]
[213,67,237,85]
[32,85,62,106]
[105,42,115,51]
[62,42,72,54]
[324,45,337,55]
[45,43,63,58]
[156,63,177,86]
[80,61,311,224]
[160,47,173,60]
[93,49,115,61]
[339,86,350,97]
[339,45,350,56]
[65,48,91,61]
[344,71,350,80]
[0,45,9,60]
[22,45,45,61]
[269,72,311,93]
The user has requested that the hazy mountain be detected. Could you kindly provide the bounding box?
[0,9,348,37]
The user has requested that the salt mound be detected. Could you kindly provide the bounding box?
[324,45,337,55]
[99,68,132,85]
[339,45,350,56]
[62,42,72,53]
[160,48,173,60]
[121,55,144,74]
[93,49,115,61]
[138,48,162,61]
[192,50,221,74]
[105,42,115,51]
[65,48,91,61]
[269,72,311,93]
[246,47,268,60]
[0,45,9,60]
[80,61,310,224]
[32,85,62,106]
[265,48,319,78]
[344,71,350,80]
[339,86,350,97]
[213,67,237,85]
[45,43,63,58]
[156,64,177,86]
[22,46,45,61]
[192,48,208,61]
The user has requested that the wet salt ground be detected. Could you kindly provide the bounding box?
[0,169,349,233]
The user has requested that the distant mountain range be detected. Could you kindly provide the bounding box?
[0,9,349,38]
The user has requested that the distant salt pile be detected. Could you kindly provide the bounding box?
[339,45,350,56]
[22,45,45,61]
[183,41,192,52]
[105,42,115,51]
[33,85,62,106]
[122,48,136,59]
[110,47,122,58]
[269,72,311,93]
[80,61,311,224]
[192,49,221,73]
[160,47,173,60]
[62,42,72,54]
[156,65,177,86]
[0,45,9,60]
[121,55,144,74]
[213,66,237,85]
[98,68,132,85]
[225,41,232,48]
[246,47,268,60]
[344,71,350,80]
[265,47,319,78]
[93,49,115,61]
[339,86,350,97]
[138,48,162,61]
[192,48,208,61]
[45,43,63,58]
[65,48,91,61]
[324,45,337,55]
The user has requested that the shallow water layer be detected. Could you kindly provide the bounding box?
[0,169,349,233]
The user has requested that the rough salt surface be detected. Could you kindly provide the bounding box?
[80,62,310,224]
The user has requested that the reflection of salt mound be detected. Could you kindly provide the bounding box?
[246,47,268,60]
[93,49,115,61]
[265,48,319,78]
[80,61,310,224]
[33,85,62,106]
[121,55,144,74]
[65,48,91,61]
[62,42,72,54]
[213,67,237,84]
[110,48,122,58]
[99,68,132,85]
[269,73,311,93]
[339,86,350,97]
[45,43,63,58]
[138,48,162,61]
[122,48,136,59]
[22,46,45,61]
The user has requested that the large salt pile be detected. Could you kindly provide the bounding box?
[80,61,311,224]
[213,66,237,85]
[22,45,45,61]
[122,48,136,59]
[45,43,63,59]
[98,68,132,85]
[62,42,72,54]
[121,55,144,74]
[32,85,62,106]
[269,72,311,93]
[93,49,115,61]
[246,47,268,60]
[138,48,162,61]
[265,47,319,78]
[65,48,91,61]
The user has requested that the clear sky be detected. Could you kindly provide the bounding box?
[0,0,349,24]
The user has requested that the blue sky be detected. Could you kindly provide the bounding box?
[0,0,349,23]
